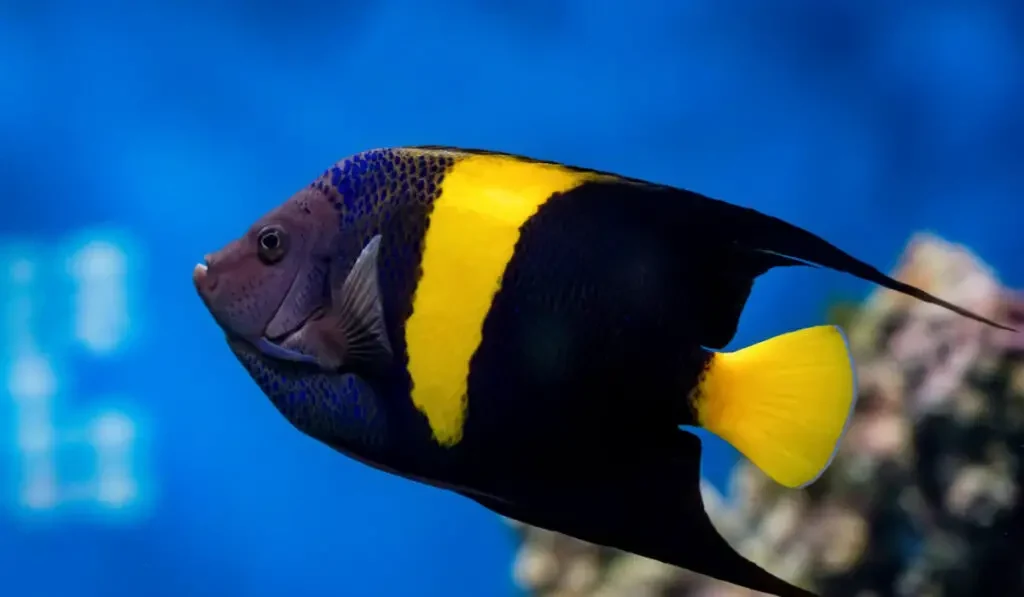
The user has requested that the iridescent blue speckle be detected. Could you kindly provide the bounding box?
[235,349,387,449]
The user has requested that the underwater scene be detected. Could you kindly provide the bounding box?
[2,1,1024,596]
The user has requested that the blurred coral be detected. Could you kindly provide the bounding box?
[508,233,1024,597]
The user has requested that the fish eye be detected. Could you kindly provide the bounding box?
[256,225,288,265]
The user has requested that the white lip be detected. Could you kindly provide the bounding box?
[192,263,211,295]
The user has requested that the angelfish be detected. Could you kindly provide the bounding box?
[193,146,1011,597]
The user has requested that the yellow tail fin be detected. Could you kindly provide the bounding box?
[692,325,857,489]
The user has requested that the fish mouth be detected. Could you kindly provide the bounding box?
[193,256,325,362]
[191,260,291,349]
[192,261,211,295]
[193,261,220,318]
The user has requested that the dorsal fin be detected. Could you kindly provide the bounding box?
[405,145,1012,332]
[689,192,1014,331]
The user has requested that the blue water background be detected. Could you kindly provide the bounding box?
[2,1,1023,596]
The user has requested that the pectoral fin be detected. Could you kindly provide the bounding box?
[281,235,393,373]
[332,234,393,366]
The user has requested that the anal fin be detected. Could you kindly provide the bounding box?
[615,433,816,596]
[462,433,818,597]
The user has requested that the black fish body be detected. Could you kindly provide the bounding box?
[195,147,1009,597]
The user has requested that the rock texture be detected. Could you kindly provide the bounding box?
[508,234,1024,597]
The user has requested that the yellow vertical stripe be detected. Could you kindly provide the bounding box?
[404,153,598,446]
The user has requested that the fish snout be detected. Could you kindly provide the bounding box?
[192,255,219,295]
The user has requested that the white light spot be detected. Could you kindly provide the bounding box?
[91,412,135,447]
[3,236,148,518]
[16,420,54,452]
[69,240,130,355]
[97,476,136,508]
[7,352,56,401]
[20,476,56,510]
[90,409,139,510]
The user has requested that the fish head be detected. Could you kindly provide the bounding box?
[193,188,340,351]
